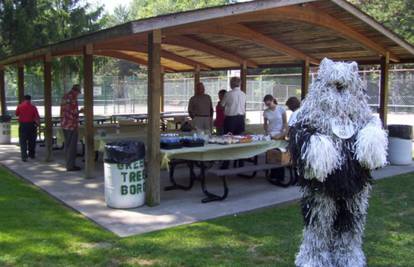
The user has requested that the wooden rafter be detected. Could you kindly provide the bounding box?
[164,36,258,67]
[177,23,319,65]
[94,50,177,72]
[199,5,399,62]
[274,5,399,62]
[95,43,212,70]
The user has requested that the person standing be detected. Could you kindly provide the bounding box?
[188,82,213,133]
[60,85,83,171]
[214,89,226,135]
[15,95,40,162]
[221,77,246,135]
[285,96,301,127]
[263,95,288,139]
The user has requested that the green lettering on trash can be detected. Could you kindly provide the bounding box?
[121,185,128,195]
[129,171,136,182]
[118,167,145,196]
[133,161,140,169]
[130,184,136,195]
[136,170,142,181]
[121,172,128,182]
[117,164,124,170]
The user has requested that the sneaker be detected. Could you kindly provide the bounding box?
[67,166,81,171]
[22,158,27,162]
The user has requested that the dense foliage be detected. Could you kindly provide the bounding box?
[349,0,414,44]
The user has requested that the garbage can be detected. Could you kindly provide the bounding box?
[388,124,413,165]
[0,115,11,144]
[104,140,146,208]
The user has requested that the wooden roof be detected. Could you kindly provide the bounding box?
[1,0,414,71]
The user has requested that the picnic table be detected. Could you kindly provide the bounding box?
[54,122,147,147]
[160,140,288,202]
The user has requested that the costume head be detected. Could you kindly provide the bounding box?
[297,58,372,135]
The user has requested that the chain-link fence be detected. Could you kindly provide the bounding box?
[4,69,414,123]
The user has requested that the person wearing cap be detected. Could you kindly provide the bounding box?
[188,82,214,133]
[15,94,40,161]
[60,84,84,171]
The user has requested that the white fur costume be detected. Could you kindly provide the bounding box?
[289,58,388,267]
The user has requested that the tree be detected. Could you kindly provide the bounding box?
[0,0,105,97]
[128,0,233,20]
[349,0,414,44]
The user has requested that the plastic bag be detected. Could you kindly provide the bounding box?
[0,115,11,123]
[104,140,145,164]
[388,124,413,140]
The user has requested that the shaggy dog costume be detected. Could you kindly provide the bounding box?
[289,58,388,267]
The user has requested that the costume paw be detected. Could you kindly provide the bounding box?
[355,119,388,169]
[303,134,341,182]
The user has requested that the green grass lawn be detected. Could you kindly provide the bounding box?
[0,168,413,267]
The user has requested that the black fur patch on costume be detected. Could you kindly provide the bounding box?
[289,124,372,199]
[333,198,354,232]
[290,123,373,233]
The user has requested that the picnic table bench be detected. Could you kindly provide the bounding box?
[203,163,294,203]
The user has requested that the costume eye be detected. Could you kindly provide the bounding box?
[335,82,346,92]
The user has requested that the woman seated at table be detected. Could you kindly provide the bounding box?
[263,94,288,139]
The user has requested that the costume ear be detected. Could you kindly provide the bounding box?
[319,58,333,72]
[349,61,359,73]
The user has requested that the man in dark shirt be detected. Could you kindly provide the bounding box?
[15,95,40,161]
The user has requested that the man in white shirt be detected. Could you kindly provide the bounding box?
[221,77,246,135]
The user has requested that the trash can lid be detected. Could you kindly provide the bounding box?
[0,115,11,123]
[388,124,413,140]
[104,140,145,164]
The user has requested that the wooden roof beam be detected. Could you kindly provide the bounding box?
[94,50,177,72]
[95,43,212,70]
[164,36,258,68]
[268,5,400,62]
[166,23,319,64]
[224,24,319,65]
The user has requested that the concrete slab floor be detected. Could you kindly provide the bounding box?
[0,144,413,237]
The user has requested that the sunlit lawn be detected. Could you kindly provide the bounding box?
[0,167,413,266]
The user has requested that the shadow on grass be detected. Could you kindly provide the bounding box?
[0,167,413,266]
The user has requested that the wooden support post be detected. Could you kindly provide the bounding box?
[379,52,390,126]
[17,63,24,104]
[0,66,6,116]
[301,60,310,100]
[146,29,162,206]
[160,67,165,112]
[240,61,247,93]
[83,44,95,178]
[194,64,200,95]
[43,54,53,162]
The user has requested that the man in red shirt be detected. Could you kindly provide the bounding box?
[15,95,40,161]
[61,84,83,171]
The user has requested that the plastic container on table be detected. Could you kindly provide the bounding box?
[104,140,146,208]
[387,124,413,165]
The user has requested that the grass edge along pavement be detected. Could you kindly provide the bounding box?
[0,167,413,266]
